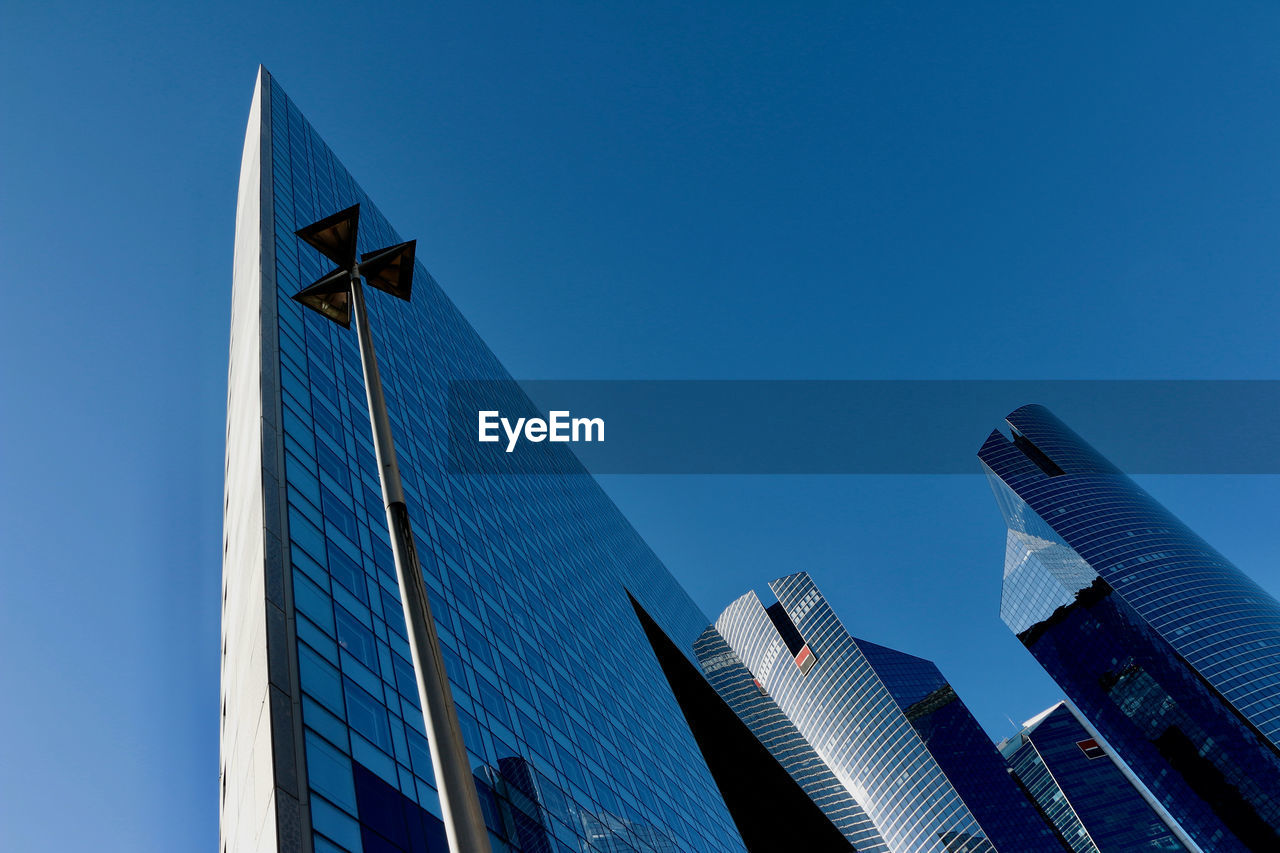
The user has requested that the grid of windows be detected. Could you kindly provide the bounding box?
[1000,703,1186,853]
[1003,740,1096,853]
[980,404,1280,852]
[227,69,746,853]
[693,627,890,852]
[712,573,1062,853]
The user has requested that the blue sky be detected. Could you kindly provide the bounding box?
[3,2,1280,850]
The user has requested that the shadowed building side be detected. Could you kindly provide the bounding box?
[630,594,855,853]
[999,702,1191,853]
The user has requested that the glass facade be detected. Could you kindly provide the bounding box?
[999,703,1187,853]
[708,572,1063,853]
[693,628,890,852]
[979,404,1280,852]
[220,68,745,853]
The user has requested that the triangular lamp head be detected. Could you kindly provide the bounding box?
[359,240,416,301]
[292,268,352,328]
[296,204,360,268]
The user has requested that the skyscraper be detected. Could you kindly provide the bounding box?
[692,627,890,853]
[999,702,1189,852]
[705,572,1064,853]
[979,404,1280,852]
[220,68,748,853]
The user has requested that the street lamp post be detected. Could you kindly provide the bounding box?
[292,205,493,853]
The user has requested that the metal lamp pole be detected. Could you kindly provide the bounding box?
[292,205,492,853]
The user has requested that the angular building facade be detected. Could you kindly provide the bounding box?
[999,702,1190,853]
[220,68,749,853]
[979,404,1280,852]
[704,572,1064,853]
[692,628,890,853]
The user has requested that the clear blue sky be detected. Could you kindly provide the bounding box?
[3,2,1280,850]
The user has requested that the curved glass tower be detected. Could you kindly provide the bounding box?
[710,573,1063,853]
[693,627,890,853]
[979,404,1280,852]
[220,68,746,853]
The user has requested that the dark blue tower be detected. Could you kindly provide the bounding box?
[1000,702,1189,852]
[979,404,1280,852]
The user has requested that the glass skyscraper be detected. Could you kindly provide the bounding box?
[999,702,1189,852]
[692,628,890,853]
[979,403,1280,852]
[704,572,1064,853]
[220,68,747,853]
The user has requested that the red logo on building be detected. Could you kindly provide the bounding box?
[1076,738,1105,759]
[795,644,817,676]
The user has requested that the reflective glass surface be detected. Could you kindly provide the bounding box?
[980,404,1280,852]
[693,627,890,852]
[1000,703,1185,853]
[230,72,747,852]
[711,572,1061,853]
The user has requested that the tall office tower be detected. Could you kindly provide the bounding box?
[692,628,890,853]
[221,68,750,853]
[979,404,1280,853]
[709,572,1065,853]
[999,702,1190,852]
